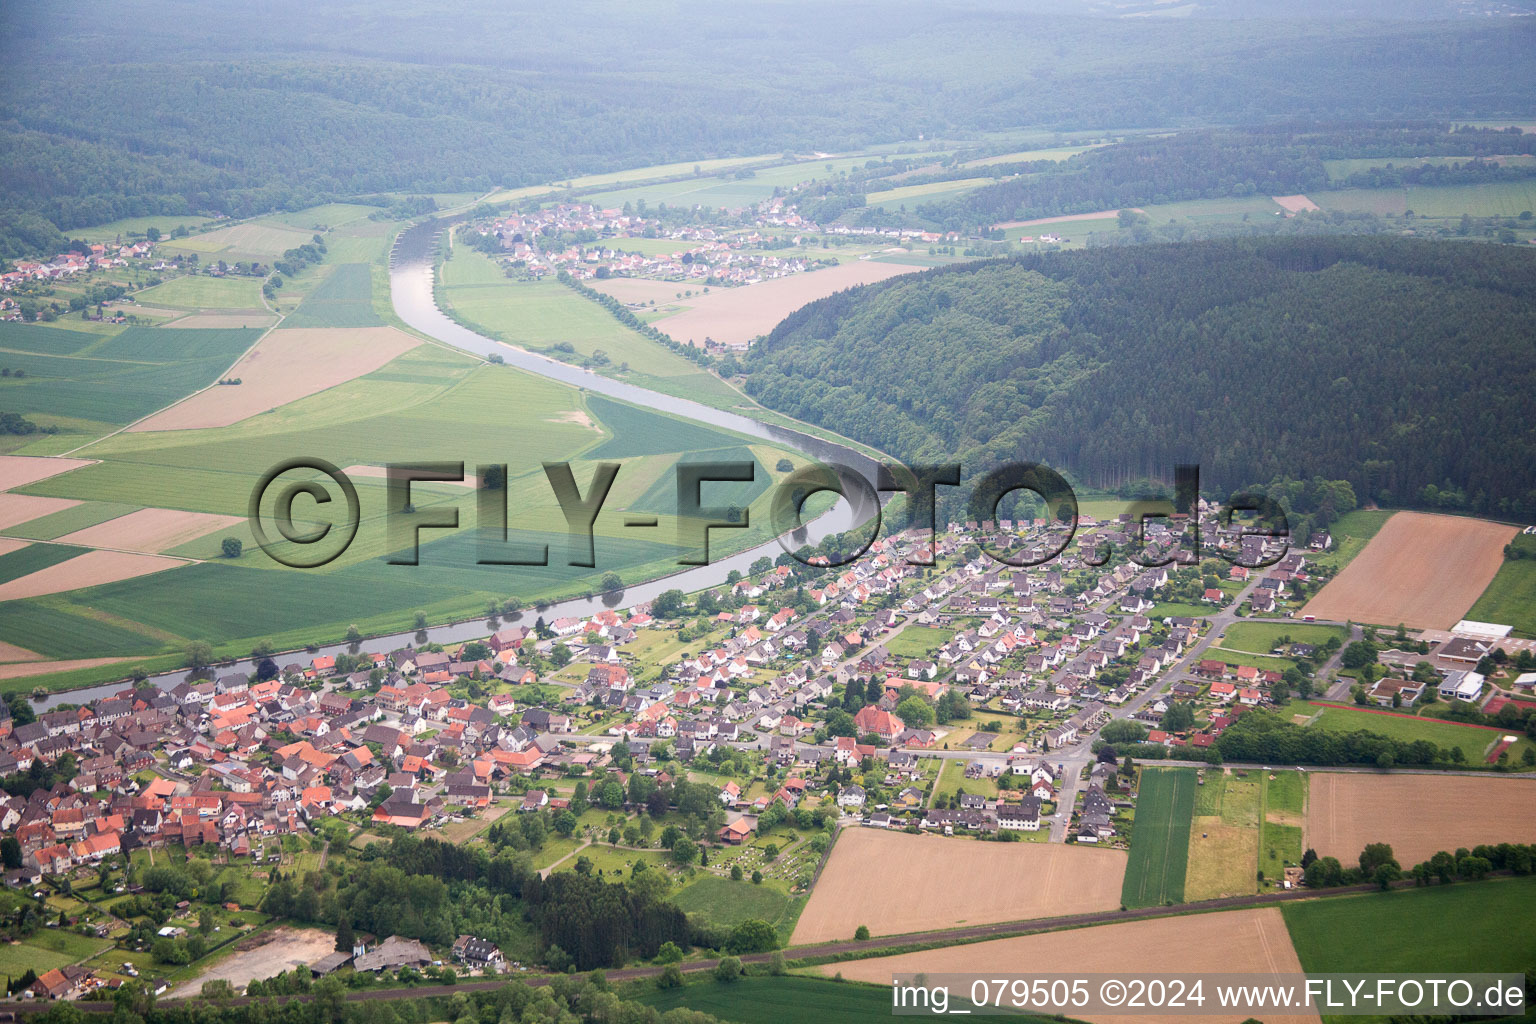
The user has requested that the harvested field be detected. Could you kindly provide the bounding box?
[651,261,922,347]
[790,828,1125,944]
[129,326,419,431]
[0,538,27,557]
[0,456,96,491]
[1302,512,1516,629]
[165,314,278,329]
[589,277,698,306]
[1306,772,1536,866]
[0,657,131,679]
[0,494,82,531]
[1185,821,1257,900]
[821,907,1318,1024]
[171,926,336,998]
[56,507,243,554]
[1273,194,1321,212]
[0,549,187,601]
[0,639,43,661]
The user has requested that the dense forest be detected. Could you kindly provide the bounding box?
[744,236,1536,522]
[2,0,1534,247]
[868,125,1536,231]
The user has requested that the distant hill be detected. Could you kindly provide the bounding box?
[744,237,1536,521]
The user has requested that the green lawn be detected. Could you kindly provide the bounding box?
[882,626,953,659]
[1309,704,1531,763]
[1122,767,1196,908]
[1220,622,1348,655]
[671,874,797,934]
[1308,509,1394,570]
[1148,601,1213,619]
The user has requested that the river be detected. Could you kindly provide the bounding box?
[32,217,879,711]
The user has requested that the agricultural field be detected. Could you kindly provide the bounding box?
[1305,509,1394,570]
[638,977,1011,1024]
[1305,772,1536,866]
[278,263,384,328]
[862,176,996,207]
[1121,767,1196,908]
[790,827,1125,944]
[1467,533,1536,638]
[1185,768,1259,901]
[0,352,804,669]
[166,220,319,260]
[0,325,262,427]
[961,144,1104,167]
[1306,703,1533,763]
[649,260,922,348]
[1260,770,1307,882]
[135,275,267,311]
[1323,154,1536,180]
[1302,511,1517,629]
[129,326,420,431]
[437,248,742,406]
[1312,180,1536,217]
[825,907,1319,1024]
[1282,875,1536,975]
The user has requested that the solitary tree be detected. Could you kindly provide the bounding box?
[221,537,242,559]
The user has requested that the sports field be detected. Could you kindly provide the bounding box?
[826,907,1319,1024]
[1302,511,1516,629]
[1122,767,1196,907]
[791,828,1126,944]
[1305,772,1536,866]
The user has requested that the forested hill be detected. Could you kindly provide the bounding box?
[3,0,1535,244]
[743,237,1536,521]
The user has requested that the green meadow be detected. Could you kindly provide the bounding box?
[135,274,266,310]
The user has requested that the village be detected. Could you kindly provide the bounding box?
[12,490,1530,1003]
